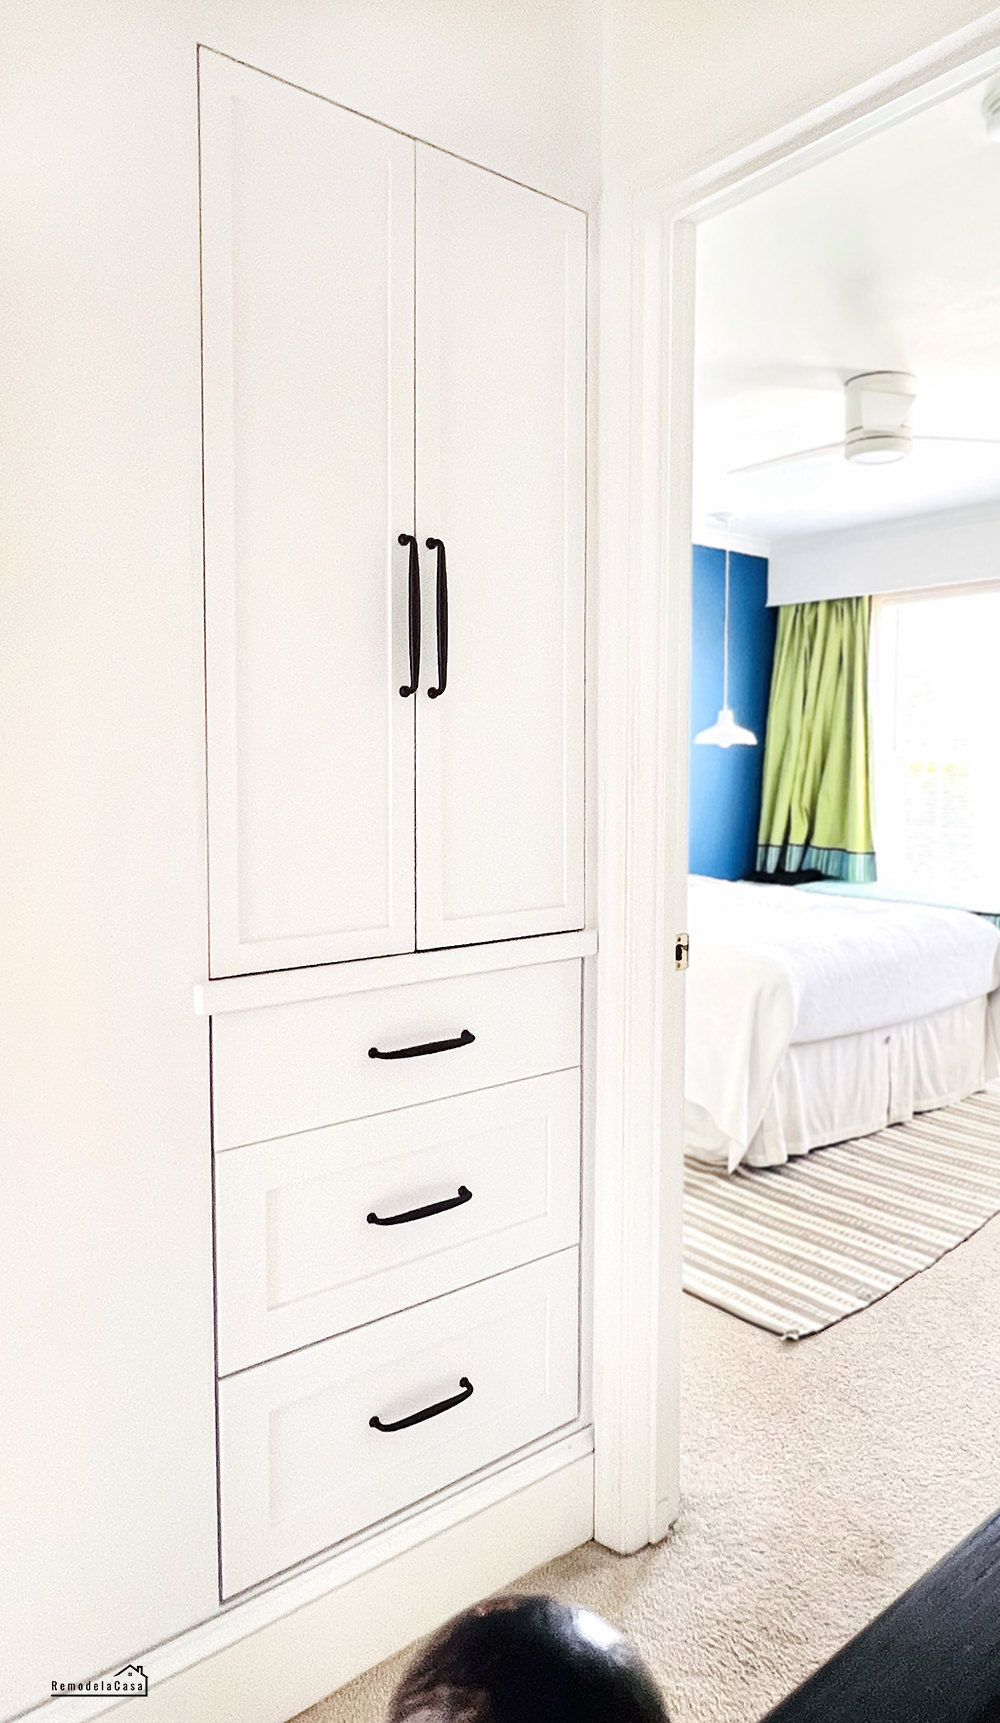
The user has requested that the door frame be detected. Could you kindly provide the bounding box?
[592,5,1000,1553]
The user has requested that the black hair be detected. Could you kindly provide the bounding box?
[387,1593,669,1723]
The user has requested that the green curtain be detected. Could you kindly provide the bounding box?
[756,596,876,882]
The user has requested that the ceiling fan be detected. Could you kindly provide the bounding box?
[728,371,1000,476]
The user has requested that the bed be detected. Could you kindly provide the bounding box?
[684,876,1000,1172]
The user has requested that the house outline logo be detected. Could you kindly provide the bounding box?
[51,1663,148,1697]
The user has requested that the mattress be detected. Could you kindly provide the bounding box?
[685,877,1000,1171]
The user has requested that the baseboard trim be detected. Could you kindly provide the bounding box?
[21,1439,594,1723]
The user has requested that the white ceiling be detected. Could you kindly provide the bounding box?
[692,75,1000,546]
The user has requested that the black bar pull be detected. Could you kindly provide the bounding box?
[370,1377,474,1433]
[425,538,448,698]
[368,1028,475,1061]
[398,533,421,696]
[367,1185,472,1227]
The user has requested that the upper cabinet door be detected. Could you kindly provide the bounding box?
[415,148,586,951]
[200,53,416,977]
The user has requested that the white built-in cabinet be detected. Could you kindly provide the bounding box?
[199,47,590,1606]
[200,51,586,980]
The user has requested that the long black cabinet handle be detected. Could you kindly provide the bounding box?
[370,1377,474,1433]
[368,1028,475,1061]
[398,533,421,697]
[367,1185,472,1227]
[425,537,448,698]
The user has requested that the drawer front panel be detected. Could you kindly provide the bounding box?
[211,959,581,1149]
[218,1249,579,1595]
[215,1071,581,1374]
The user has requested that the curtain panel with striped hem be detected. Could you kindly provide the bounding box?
[756,597,875,884]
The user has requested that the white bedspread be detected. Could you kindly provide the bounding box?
[685,877,1000,1171]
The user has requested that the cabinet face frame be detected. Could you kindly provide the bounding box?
[199,51,417,978]
[197,41,599,1616]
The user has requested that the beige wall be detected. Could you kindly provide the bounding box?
[602,0,1000,183]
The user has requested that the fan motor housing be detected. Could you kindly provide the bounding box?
[844,370,915,463]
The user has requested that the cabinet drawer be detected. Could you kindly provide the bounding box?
[218,1249,579,1595]
[211,960,581,1150]
[215,1071,581,1374]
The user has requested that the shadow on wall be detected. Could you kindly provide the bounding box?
[689,544,776,880]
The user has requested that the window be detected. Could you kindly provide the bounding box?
[870,583,1000,906]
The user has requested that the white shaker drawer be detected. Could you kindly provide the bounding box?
[218,1249,579,1595]
[215,1070,581,1375]
[211,959,581,1149]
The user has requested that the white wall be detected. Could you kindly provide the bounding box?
[0,5,599,1716]
[768,498,1000,603]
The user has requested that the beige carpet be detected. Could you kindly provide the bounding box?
[294,1211,1000,1723]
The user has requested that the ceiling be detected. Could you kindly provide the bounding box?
[692,74,1000,546]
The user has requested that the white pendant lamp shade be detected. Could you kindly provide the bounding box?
[695,706,758,748]
[694,523,758,749]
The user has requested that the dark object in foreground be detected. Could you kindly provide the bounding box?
[387,1593,669,1723]
[761,1508,1000,1723]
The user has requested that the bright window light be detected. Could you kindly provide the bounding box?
[870,583,1000,906]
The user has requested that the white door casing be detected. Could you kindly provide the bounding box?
[201,53,416,977]
[591,13,1000,1557]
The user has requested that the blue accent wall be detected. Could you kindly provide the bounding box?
[689,545,776,880]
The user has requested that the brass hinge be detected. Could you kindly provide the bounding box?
[675,932,689,971]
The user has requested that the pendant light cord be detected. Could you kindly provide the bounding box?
[723,540,730,712]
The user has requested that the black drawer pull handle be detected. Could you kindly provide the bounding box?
[425,537,448,698]
[398,533,421,697]
[368,1186,472,1227]
[368,1028,475,1061]
[370,1376,474,1433]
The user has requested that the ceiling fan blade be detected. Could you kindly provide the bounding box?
[727,442,845,476]
[727,435,1000,479]
[911,435,1000,447]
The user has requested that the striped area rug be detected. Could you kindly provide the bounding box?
[683,1089,1000,1339]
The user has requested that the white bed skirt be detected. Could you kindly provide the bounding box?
[686,993,1000,1171]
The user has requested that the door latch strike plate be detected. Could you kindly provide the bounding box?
[675,932,689,971]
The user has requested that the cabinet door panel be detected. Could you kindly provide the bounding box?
[215,1070,581,1374]
[200,52,416,976]
[211,958,582,1149]
[415,148,586,948]
[218,1249,579,1595]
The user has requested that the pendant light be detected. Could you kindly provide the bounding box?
[694,515,758,749]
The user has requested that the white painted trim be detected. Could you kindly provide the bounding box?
[768,498,1000,606]
[691,523,772,558]
[590,5,1000,1557]
[18,1442,593,1723]
[591,182,689,1552]
[639,8,1000,221]
[875,576,1000,606]
[195,929,597,1014]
